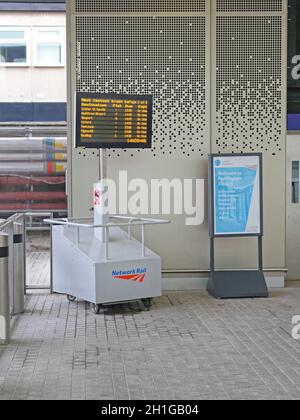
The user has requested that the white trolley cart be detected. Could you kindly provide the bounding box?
[45,216,169,314]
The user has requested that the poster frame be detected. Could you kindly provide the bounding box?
[209,153,264,239]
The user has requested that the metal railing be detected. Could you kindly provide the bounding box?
[0,212,54,345]
[23,212,54,291]
[0,212,54,281]
[44,216,170,262]
[0,214,26,344]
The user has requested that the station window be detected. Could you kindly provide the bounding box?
[33,27,65,67]
[0,28,30,66]
[292,161,300,204]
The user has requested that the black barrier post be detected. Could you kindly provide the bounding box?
[13,222,25,315]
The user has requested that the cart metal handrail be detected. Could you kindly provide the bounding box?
[44,216,170,261]
[44,216,169,229]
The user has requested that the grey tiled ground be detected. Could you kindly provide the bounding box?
[26,232,50,288]
[26,252,50,288]
[0,285,300,400]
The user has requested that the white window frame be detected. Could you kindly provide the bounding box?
[33,27,65,68]
[0,26,30,67]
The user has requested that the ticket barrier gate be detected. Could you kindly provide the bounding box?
[0,215,26,344]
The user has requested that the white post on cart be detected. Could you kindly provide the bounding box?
[94,148,109,243]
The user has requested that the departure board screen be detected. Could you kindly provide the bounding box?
[76,93,153,149]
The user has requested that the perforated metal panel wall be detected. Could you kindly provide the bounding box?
[68,0,287,274]
[76,15,207,159]
[211,0,287,271]
[216,0,283,12]
[214,16,283,156]
[75,0,206,13]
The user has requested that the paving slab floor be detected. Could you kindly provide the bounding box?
[0,239,300,400]
[1,285,300,400]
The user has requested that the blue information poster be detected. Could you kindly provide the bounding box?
[212,155,261,236]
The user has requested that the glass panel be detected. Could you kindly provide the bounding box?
[0,44,26,63]
[37,30,60,42]
[292,161,300,204]
[37,44,61,65]
[0,30,25,40]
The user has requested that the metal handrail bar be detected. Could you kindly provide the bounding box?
[44,216,170,261]
[43,217,170,229]
[0,213,24,230]
[110,215,170,224]
[52,216,170,224]
[125,218,144,241]
[25,212,57,218]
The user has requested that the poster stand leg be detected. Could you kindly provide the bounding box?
[207,236,269,299]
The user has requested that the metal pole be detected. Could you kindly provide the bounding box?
[50,212,54,294]
[100,148,107,180]
[210,237,215,272]
[141,224,146,258]
[258,236,263,272]
[6,223,14,314]
[105,227,109,261]
[0,233,10,345]
[22,213,27,294]
[95,148,108,243]
[12,222,25,315]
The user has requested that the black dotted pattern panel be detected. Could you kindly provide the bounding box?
[215,16,283,156]
[75,0,206,13]
[76,16,208,159]
[216,0,282,12]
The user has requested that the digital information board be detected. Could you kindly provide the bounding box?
[75,93,153,149]
[209,154,263,237]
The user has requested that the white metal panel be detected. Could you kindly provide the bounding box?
[68,0,287,274]
[69,0,211,271]
[75,15,208,160]
[211,0,287,271]
[52,225,162,304]
[52,226,96,301]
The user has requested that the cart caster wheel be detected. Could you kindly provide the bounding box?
[142,298,152,310]
[91,303,102,315]
[67,295,76,302]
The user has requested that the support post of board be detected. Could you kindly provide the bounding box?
[210,237,215,273]
[258,236,263,273]
[75,93,153,243]
[94,149,109,243]
[207,153,269,299]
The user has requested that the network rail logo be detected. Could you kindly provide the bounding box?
[112,268,147,284]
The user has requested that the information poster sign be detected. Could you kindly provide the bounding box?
[210,154,263,237]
